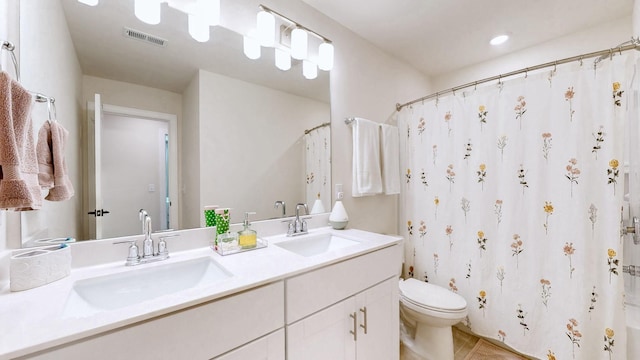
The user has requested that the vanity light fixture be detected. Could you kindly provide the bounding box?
[252,5,334,75]
[257,10,276,47]
[188,13,210,42]
[303,59,318,80]
[318,42,334,71]
[275,48,292,71]
[80,0,220,42]
[134,0,162,25]
[243,30,261,60]
[291,28,308,60]
[490,34,509,46]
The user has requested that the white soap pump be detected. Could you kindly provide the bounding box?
[329,186,348,230]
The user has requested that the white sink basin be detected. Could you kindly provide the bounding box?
[63,256,231,317]
[274,232,360,257]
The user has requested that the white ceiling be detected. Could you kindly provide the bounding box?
[59,0,330,101]
[302,0,634,76]
[60,0,634,99]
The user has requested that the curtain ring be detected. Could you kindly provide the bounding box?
[579,56,584,66]
[619,45,623,56]
[609,48,613,60]
[474,81,478,91]
[525,68,529,78]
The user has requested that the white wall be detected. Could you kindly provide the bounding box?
[181,74,200,229]
[15,0,83,247]
[432,17,633,91]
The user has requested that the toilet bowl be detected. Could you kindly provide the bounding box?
[399,278,468,360]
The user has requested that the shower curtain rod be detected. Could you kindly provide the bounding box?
[304,121,331,134]
[396,37,640,111]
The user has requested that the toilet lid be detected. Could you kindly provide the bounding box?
[399,278,467,311]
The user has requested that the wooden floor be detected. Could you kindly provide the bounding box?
[400,326,532,360]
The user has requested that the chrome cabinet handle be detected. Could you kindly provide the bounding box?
[349,312,357,341]
[359,307,368,334]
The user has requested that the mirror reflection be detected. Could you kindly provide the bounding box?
[19,0,331,247]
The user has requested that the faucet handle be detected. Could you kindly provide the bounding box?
[157,234,179,260]
[113,240,140,266]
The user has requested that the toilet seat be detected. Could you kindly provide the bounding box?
[399,278,467,313]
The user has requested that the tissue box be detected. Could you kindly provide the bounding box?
[10,245,71,292]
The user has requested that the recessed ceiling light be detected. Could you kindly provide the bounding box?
[490,35,509,46]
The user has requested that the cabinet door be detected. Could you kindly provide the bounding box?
[287,296,357,360]
[214,329,285,360]
[355,277,399,360]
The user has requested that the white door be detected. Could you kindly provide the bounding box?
[286,296,357,360]
[355,278,399,360]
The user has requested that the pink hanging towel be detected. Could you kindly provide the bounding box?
[0,71,41,210]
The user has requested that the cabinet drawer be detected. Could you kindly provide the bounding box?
[26,281,284,360]
[214,329,285,360]
[286,245,400,324]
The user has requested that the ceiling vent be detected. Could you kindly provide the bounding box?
[122,27,168,47]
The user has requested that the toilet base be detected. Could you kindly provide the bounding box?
[404,324,454,360]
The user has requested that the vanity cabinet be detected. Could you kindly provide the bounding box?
[24,281,284,360]
[285,245,400,360]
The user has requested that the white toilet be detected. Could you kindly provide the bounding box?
[399,278,468,360]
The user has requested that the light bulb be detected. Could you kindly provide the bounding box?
[78,0,99,6]
[291,28,308,60]
[318,42,334,71]
[303,60,317,80]
[275,48,291,71]
[199,0,220,26]
[135,0,161,25]
[188,14,210,42]
[257,10,275,47]
[243,31,261,60]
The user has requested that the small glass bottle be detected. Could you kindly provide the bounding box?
[238,212,257,249]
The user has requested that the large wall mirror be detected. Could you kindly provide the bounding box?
[19,0,331,247]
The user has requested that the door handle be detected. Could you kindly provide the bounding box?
[87,209,110,217]
[359,307,368,334]
[349,312,357,341]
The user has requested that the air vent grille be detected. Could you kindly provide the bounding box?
[123,27,168,47]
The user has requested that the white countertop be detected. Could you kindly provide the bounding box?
[0,225,402,359]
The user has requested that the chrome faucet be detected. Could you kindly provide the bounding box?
[139,209,148,234]
[274,200,286,217]
[142,215,154,258]
[113,211,177,266]
[287,203,309,236]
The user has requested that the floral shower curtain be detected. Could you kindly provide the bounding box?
[398,53,635,359]
[304,125,331,211]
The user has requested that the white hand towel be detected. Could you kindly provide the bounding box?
[381,124,400,195]
[352,118,383,197]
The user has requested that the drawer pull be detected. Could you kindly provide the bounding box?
[359,307,368,334]
[349,312,357,341]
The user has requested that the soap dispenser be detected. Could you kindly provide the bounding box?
[238,212,257,249]
[329,189,349,230]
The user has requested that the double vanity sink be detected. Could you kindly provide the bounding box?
[0,222,402,359]
[64,232,360,317]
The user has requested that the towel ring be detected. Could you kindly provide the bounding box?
[1,40,20,82]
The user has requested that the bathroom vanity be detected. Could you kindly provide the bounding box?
[0,224,402,360]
